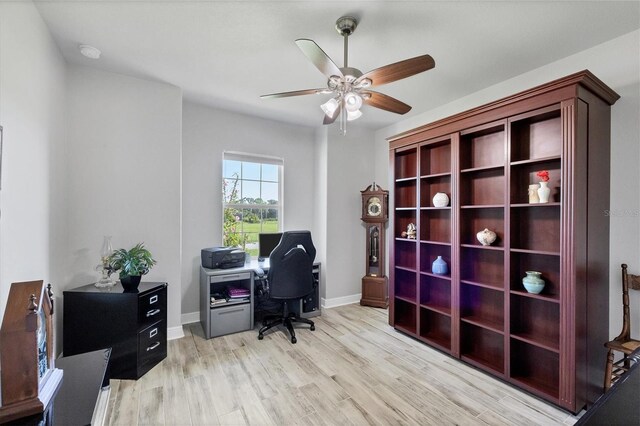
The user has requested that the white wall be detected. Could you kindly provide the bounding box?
[65,66,183,333]
[0,2,67,342]
[374,30,640,338]
[181,102,316,317]
[313,127,328,301]
[323,127,377,305]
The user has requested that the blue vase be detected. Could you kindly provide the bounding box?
[432,256,448,275]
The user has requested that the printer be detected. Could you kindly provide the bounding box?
[201,247,246,269]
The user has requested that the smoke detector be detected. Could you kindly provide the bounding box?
[79,44,101,59]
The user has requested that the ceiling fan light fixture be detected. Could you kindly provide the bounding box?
[344,92,363,112]
[347,109,362,121]
[321,97,340,116]
[356,78,372,89]
[260,15,435,136]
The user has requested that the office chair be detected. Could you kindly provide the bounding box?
[258,231,316,344]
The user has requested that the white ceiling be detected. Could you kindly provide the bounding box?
[35,1,640,130]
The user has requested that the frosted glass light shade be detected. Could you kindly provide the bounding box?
[321,98,340,116]
[344,93,363,112]
[347,110,362,121]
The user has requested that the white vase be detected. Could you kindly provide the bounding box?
[537,181,550,203]
[476,228,497,246]
[433,192,449,207]
[528,184,540,204]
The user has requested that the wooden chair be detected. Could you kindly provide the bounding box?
[604,264,640,391]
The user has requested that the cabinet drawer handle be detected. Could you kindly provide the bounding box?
[220,274,241,280]
[149,328,158,338]
[220,308,244,315]
[146,309,161,317]
[149,295,158,304]
[146,341,160,351]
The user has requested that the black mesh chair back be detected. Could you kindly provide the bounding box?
[268,231,316,300]
[259,230,317,343]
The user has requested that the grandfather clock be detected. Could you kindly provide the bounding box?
[361,183,389,308]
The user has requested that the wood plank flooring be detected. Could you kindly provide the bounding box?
[106,304,580,425]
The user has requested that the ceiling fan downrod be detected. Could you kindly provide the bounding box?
[335,16,357,69]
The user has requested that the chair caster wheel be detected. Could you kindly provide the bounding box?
[310,325,315,331]
[291,337,297,344]
[258,334,264,340]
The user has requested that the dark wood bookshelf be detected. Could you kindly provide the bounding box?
[388,70,619,413]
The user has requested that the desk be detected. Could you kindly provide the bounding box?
[200,260,321,339]
[9,349,110,426]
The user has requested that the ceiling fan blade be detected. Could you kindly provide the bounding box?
[356,54,435,87]
[363,91,412,114]
[323,104,342,125]
[295,39,344,79]
[260,88,329,99]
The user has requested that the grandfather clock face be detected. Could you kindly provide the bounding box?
[366,197,382,217]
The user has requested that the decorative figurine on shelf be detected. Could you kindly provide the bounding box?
[476,228,497,246]
[405,223,417,239]
[95,236,115,288]
[528,183,540,203]
[536,170,551,203]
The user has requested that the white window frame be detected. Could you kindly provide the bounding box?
[222,151,283,251]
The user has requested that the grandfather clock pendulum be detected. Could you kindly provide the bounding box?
[360,183,389,308]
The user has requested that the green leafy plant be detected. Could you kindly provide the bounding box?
[108,243,157,279]
[222,172,248,249]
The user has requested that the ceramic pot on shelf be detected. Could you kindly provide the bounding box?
[432,192,449,207]
[432,256,448,275]
[476,228,497,246]
[537,181,550,203]
[522,271,545,294]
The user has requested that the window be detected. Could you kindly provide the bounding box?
[222,152,282,256]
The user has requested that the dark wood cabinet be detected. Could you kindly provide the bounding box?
[63,282,167,380]
[388,70,619,412]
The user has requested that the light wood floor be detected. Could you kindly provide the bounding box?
[105,304,580,425]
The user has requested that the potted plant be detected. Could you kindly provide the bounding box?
[108,243,156,291]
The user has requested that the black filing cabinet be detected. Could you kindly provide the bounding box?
[63,282,167,379]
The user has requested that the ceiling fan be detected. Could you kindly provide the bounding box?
[261,16,435,135]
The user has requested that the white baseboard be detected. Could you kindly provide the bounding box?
[167,325,185,341]
[322,293,361,309]
[181,311,200,325]
[165,311,200,341]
